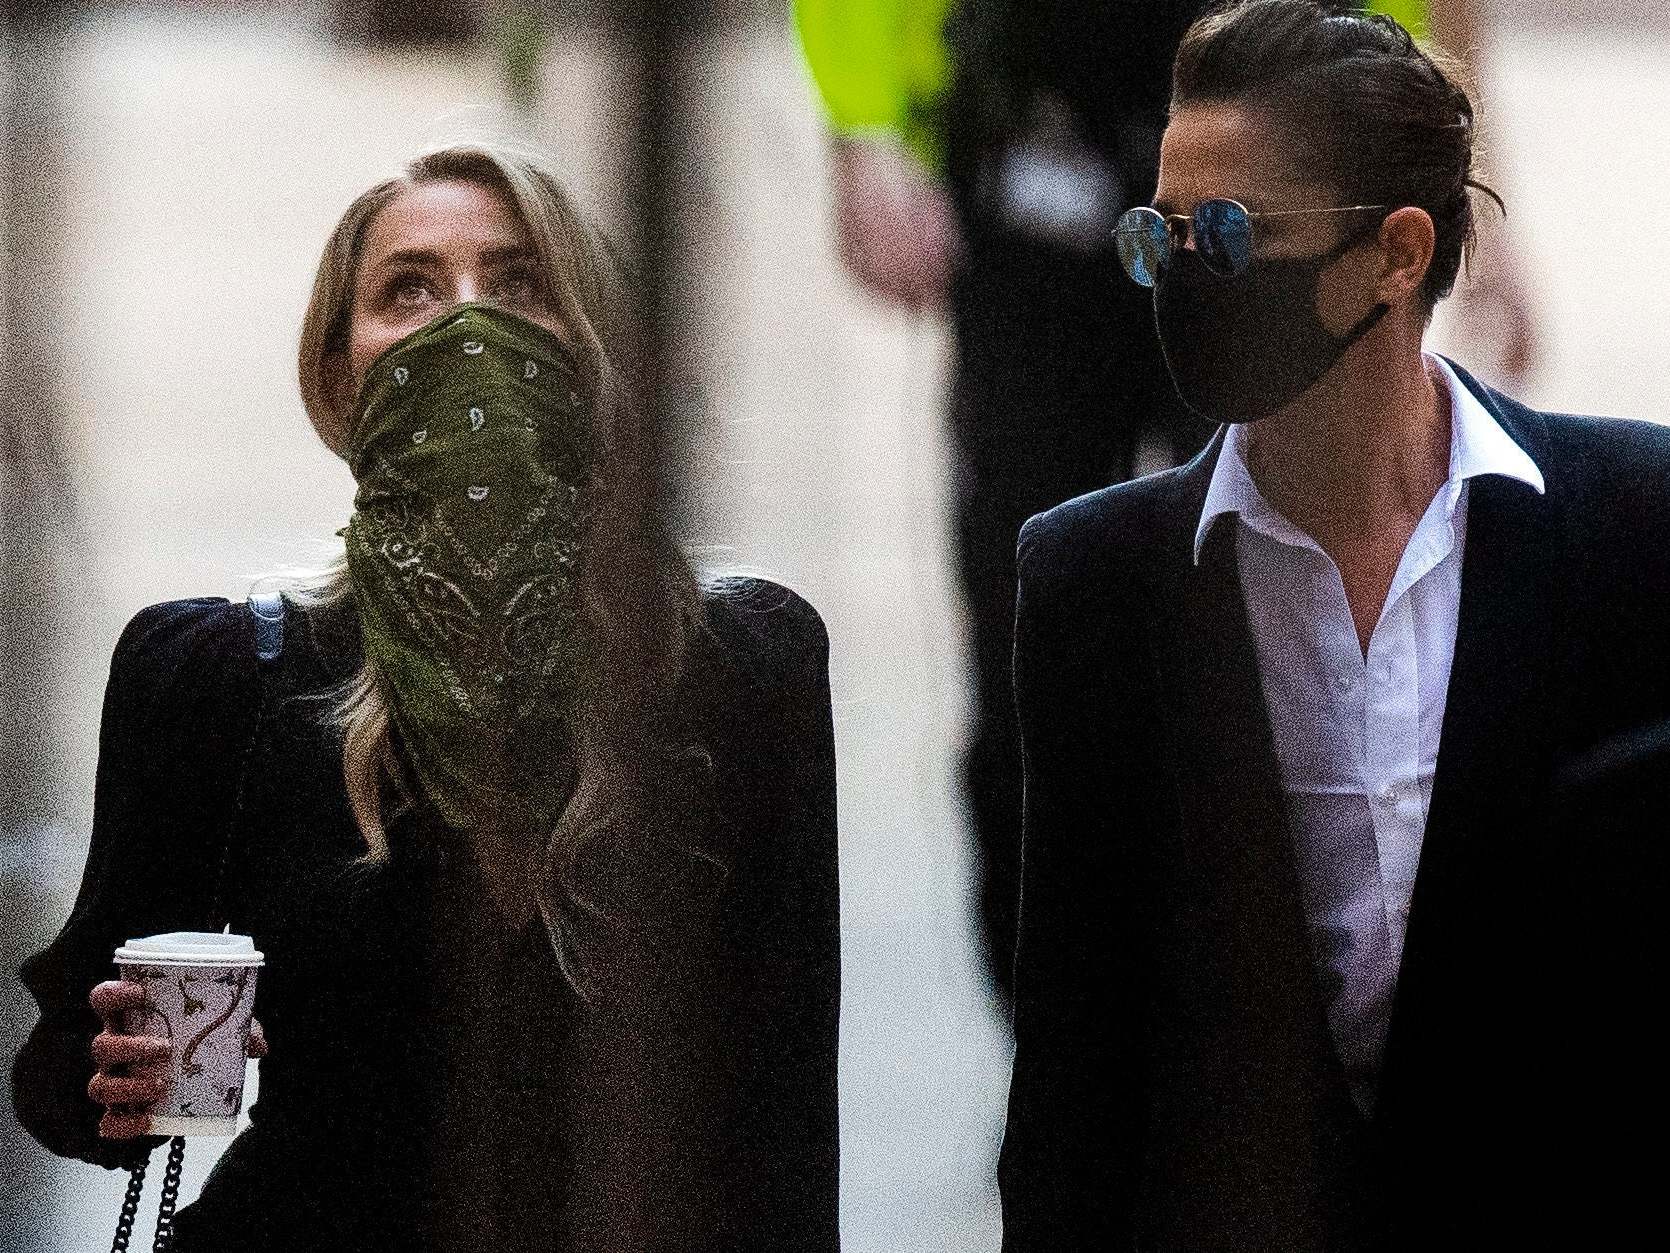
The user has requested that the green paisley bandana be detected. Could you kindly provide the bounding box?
[342,303,594,837]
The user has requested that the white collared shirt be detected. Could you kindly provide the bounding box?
[1193,355,1544,1115]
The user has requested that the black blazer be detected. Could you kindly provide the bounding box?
[13,577,840,1253]
[998,361,1670,1252]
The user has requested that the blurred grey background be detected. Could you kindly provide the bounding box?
[2,2,1666,1250]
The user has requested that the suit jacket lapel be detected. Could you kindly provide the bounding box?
[1378,363,1564,1116]
[1146,436,1326,1019]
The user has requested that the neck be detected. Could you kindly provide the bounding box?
[1243,335,1450,551]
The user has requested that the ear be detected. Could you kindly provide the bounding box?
[1374,206,1436,307]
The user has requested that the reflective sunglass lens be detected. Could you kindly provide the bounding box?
[1195,199,1252,276]
[1115,207,1168,288]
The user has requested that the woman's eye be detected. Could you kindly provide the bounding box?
[494,270,542,302]
[388,276,434,307]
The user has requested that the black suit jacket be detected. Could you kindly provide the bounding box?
[13,577,840,1253]
[998,361,1670,1251]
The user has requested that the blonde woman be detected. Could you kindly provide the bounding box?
[14,143,840,1252]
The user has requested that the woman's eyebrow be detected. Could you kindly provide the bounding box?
[480,245,537,266]
[370,247,443,270]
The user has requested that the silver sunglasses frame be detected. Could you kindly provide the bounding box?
[1115,199,1392,285]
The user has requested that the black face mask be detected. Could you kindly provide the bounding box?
[1153,234,1389,425]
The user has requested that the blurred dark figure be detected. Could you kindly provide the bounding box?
[941,3,1218,1013]
[799,0,1217,1009]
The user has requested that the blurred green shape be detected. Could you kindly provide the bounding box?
[493,0,549,115]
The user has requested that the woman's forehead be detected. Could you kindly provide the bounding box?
[1155,102,1314,214]
[361,180,532,264]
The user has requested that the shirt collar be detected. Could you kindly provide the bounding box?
[1192,353,1546,565]
[1433,353,1545,507]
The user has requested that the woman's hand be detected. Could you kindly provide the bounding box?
[89,980,167,1139]
[87,980,269,1139]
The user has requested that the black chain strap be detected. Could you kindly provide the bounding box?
[109,1156,147,1253]
[150,1137,186,1252]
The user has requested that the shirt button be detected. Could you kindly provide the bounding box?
[1336,673,1354,693]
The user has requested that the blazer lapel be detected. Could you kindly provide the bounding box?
[1138,436,1374,1221]
[1378,365,1564,1115]
[1145,438,1326,1015]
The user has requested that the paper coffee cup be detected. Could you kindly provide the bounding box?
[113,931,264,1137]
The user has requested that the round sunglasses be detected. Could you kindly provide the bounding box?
[1114,199,1390,287]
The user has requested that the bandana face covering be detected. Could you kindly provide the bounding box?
[1153,236,1389,424]
[342,303,594,842]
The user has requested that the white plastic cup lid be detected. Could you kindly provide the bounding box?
[114,931,264,966]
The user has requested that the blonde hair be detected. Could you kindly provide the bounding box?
[293,140,704,987]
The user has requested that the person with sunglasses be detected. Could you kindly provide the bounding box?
[794,0,1537,1018]
[999,2,1670,1249]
